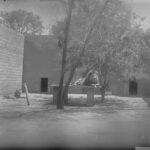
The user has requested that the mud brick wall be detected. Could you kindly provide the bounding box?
[0,24,24,95]
[23,35,60,93]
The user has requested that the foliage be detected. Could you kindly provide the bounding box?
[51,0,150,103]
[82,0,150,101]
[51,0,109,72]
[84,1,131,81]
[1,9,44,35]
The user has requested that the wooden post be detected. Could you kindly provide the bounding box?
[86,86,95,106]
[52,85,59,104]
[24,83,30,106]
[83,86,95,106]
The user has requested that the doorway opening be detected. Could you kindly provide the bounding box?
[129,79,138,96]
[41,78,48,93]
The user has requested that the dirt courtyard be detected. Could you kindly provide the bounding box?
[0,93,150,149]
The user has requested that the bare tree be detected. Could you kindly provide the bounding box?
[84,1,150,101]
[56,0,75,109]
[52,0,111,106]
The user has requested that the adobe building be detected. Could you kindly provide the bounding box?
[0,24,24,96]
[109,71,150,97]
[23,35,61,93]
[23,35,150,97]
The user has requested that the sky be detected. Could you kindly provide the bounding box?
[0,0,65,34]
[0,0,150,34]
[132,0,150,29]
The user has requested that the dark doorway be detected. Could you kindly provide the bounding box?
[41,78,48,93]
[129,79,138,96]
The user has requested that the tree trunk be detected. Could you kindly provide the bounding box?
[24,83,30,106]
[101,86,106,102]
[57,0,74,109]
[57,0,110,109]
[60,11,102,103]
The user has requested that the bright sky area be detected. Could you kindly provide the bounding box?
[0,0,150,34]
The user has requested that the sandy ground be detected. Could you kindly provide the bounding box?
[0,93,150,149]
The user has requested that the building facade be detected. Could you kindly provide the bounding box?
[0,24,24,96]
[23,35,150,97]
[23,35,60,93]
[109,72,150,97]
